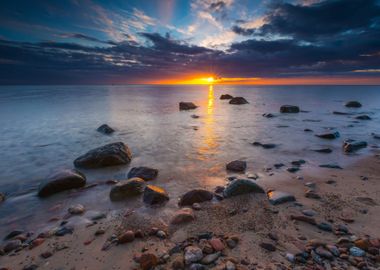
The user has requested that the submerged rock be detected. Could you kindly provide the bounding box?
[38,169,86,197]
[127,167,158,181]
[280,105,300,113]
[345,101,362,108]
[74,142,132,169]
[179,102,197,110]
[356,115,371,120]
[171,208,195,225]
[96,124,114,134]
[252,142,276,149]
[109,177,145,201]
[319,164,342,169]
[143,185,169,205]
[312,148,332,153]
[372,133,380,139]
[343,140,367,153]
[220,94,233,100]
[224,179,265,198]
[0,192,5,203]
[315,131,340,139]
[267,191,296,205]
[229,97,249,105]
[333,111,353,115]
[226,160,247,172]
[179,189,213,206]
[263,113,275,118]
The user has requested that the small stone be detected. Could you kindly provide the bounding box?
[286,253,295,263]
[40,251,53,258]
[305,190,321,199]
[179,189,213,206]
[226,261,236,270]
[179,102,197,110]
[209,238,225,251]
[171,208,195,225]
[223,179,265,197]
[302,209,317,217]
[29,238,45,249]
[315,131,340,139]
[316,246,333,259]
[3,239,22,253]
[226,160,247,172]
[201,252,220,264]
[317,222,333,232]
[290,215,317,225]
[345,101,362,108]
[143,185,169,205]
[287,167,299,173]
[220,94,233,100]
[267,190,296,205]
[96,124,114,134]
[127,167,158,181]
[118,230,135,243]
[192,203,201,210]
[172,255,185,269]
[156,230,166,239]
[95,228,105,236]
[229,97,249,105]
[280,105,300,113]
[226,239,237,249]
[349,247,365,257]
[259,242,276,252]
[109,177,146,200]
[184,246,203,264]
[68,204,85,215]
[140,253,158,270]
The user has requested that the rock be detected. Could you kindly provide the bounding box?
[140,253,158,270]
[260,242,276,252]
[302,209,317,217]
[127,167,158,181]
[171,208,195,225]
[349,247,365,257]
[291,159,306,166]
[355,196,377,206]
[214,186,225,193]
[29,238,45,249]
[4,230,24,240]
[305,190,321,199]
[343,140,367,152]
[172,255,185,269]
[96,124,114,134]
[118,230,135,243]
[304,128,313,132]
[319,164,342,169]
[354,239,370,250]
[315,246,333,259]
[220,94,233,100]
[143,185,169,205]
[156,230,166,239]
[326,245,340,257]
[3,239,22,253]
[274,163,284,168]
[290,215,317,225]
[226,160,246,172]
[74,142,132,169]
[229,97,249,105]
[179,102,197,110]
[189,264,206,270]
[68,204,85,215]
[315,131,340,139]
[356,115,371,120]
[263,113,275,118]
[0,192,5,203]
[252,142,276,149]
[287,167,299,173]
[40,251,53,259]
[225,261,236,270]
[317,222,333,231]
[109,177,145,201]
[312,148,332,153]
[184,246,203,264]
[226,238,237,249]
[345,101,362,108]
[267,191,296,205]
[55,226,74,236]
[333,111,353,115]
[209,238,225,251]
[286,253,295,263]
[201,252,221,264]
[38,169,86,197]
[372,133,380,139]
[192,203,201,210]
[95,229,105,236]
[179,189,213,206]
[223,179,265,198]
[191,114,200,119]
[280,105,300,113]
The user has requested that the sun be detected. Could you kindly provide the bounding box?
[206,77,214,83]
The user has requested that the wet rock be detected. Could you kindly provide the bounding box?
[291,159,306,166]
[179,189,213,206]
[345,101,362,108]
[267,191,296,205]
[302,209,317,217]
[127,167,158,181]
[118,230,135,243]
[38,169,86,197]
[286,253,295,263]
[140,253,158,270]
[180,102,197,110]
[3,239,22,253]
[287,167,299,173]
[280,105,300,113]
[263,113,275,118]
[4,230,24,240]
[0,192,5,203]
[312,148,332,153]
[349,247,365,257]
[89,211,106,221]
[143,185,169,205]
[274,163,284,169]
[229,97,249,105]
[260,242,276,252]
[201,252,221,264]
[326,245,340,257]
[305,190,321,199]
[356,115,371,120]
[214,186,225,193]
[304,128,313,132]
[171,208,195,225]
[96,124,114,134]
[29,238,45,249]
[223,179,265,198]
[319,164,342,169]
[109,177,145,201]
[333,111,353,115]
[343,140,367,153]
[184,246,203,264]
[189,264,206,270]
[172,255,185,269]
[315,131,340,139]
[68,204,85,215]
[95,228,106,236]
[156,230,166,239]
[372,133,380,139]
[290,215,317,225]
[316,246,333,259]
[220,94,233,100]
[252,142,276,149]
[55,226,74,236]
[74,142,132,169]
[226,160,246,172]
[317,222,333,232]
[191,114,200,119]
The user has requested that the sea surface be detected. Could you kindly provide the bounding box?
[0,85,380,236]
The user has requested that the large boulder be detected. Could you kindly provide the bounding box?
[143,185,169,205]
[127,167,158,181]
[179,102,197,110]
[226,160,247,172]
[224,179,265,198]
[109,177,146,201]
[343,140,367,153]
[345,101,362,108]
[178,189,213,206]
[74,142,132,169]
[96,124,114,134]
[280,105,300,113]
[229,97,249,105]
[220,94,233,100]
[38,169,86,197]
[315,131,340,139]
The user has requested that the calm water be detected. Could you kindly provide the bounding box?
[0,85,379,236]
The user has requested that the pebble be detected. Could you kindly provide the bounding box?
[118,230,135,243]
[184,246,203,264]
[349,247,365,257]
[259,242,276,252]
[286,253,295,263]
[209,238,225,251]
[156,230,166,239]
[140,253,158,270]
[68,204,85,215]
[226,238,237,248]
[192,203,201,210]
[317,222,333,232]
[302,209,317,217]
[305,190,321,199]
[3,239,22,253]
[226,261,236,270]
[201,252,220,264]
[40,251,53,259]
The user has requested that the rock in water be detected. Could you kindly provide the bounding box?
[178,189,213,206]
[229,97,249,105]
[267,191,296,205]
[96,124,114,134]
[312,148,332,153]
[315,131,340,139]
[319,164,342,169]
[0,192,5,203]
[143,185,169,205]
[226,160,247,172]
[179,102,197,110]
[333,111,353,115]
[280,105,300,113]
[74,142,132,169]
[38,169,86,197]
[127,167,158,181]
[171,208,195,225]
[224,179,265,198]
[345,101,362,108]
[109,178,145,201]
[252,142,276,149]
[355,115,371,120]
[343,140,367,153]
[220,94,233,100]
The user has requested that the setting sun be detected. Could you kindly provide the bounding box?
[206,77,214,83]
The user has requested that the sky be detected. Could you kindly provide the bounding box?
[0,0,380,84]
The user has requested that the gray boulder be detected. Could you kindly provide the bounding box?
[74,142,132,168]
[38,169,86,197]
[224,179,265,198]
[110,177,146,201]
